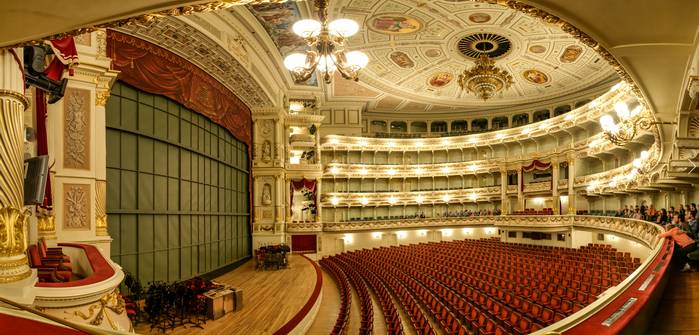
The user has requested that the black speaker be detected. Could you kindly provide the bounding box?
[24,155,49,206]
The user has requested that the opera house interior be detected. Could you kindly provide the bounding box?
[0,0,698,334]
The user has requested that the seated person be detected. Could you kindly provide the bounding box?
[658,224,699,272]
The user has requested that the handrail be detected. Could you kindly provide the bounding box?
[0,296,102,335]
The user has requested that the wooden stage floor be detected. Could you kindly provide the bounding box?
[134,255,317,335]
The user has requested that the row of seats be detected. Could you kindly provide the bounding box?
[319,259,351,334]
[322,238,639,334]
[27,239,72,282]
[331,258,374,334]
[511,208,554,215]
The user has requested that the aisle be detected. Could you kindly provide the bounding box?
[645,270,699,334]
[307,269,341,333]
[133,255,316,335]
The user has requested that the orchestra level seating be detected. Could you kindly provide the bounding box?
[320,238,640,335]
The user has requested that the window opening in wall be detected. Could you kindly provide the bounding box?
[597,233,605,241]
[557,233,566,241]
[508,231,517,238]
[492,117,508,130]
[512,113,529,127]
[554,105,572,116]
[533,110,550,122]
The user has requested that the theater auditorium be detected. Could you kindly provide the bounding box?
[0,1,697,334]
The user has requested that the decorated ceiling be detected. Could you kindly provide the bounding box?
[247,0,619,113]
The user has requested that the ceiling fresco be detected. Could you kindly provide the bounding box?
[245,0,619,112]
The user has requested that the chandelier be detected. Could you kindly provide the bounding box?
[458,54,513,100]
[283,0,368,84]
[599,101,654,146]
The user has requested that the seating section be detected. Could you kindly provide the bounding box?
[319,258,352,334]
[27,239,72,283]
[512,208,554,215]
[322,239,640,335]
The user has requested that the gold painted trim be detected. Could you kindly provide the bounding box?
[0,0,295,50]
[474,0,645,102]
[0,257,31,284]
[0,89,29,110]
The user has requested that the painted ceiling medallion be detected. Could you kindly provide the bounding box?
[369,15,422,34]
[429,72,454,88]
[528,45,546,54]
[522,69,550,85]
[425,49,442,58]
[390,51,415,68]
[468,13,491,23]
[560,45,583,63]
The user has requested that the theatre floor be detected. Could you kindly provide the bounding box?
[646,270,699,335]
[133,255,317,335]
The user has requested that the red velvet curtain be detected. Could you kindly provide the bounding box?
[48,37,79,64]
[291,235,317,254]
[106,30,251,147]
[521,160,553,192]
[522,159,551,172]
[290,179,317,218]
[34,89,52,208]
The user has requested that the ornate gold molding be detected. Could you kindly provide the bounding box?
[0,89,29,110]
[0,0,295,50]
[72,288,126,330]
[475,0,645,102]
[95,180,109,236]
[37,212,57,240]
[95,91,110,107]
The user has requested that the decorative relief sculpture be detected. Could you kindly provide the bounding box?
[72,288,127,330]
[36,207,57,240]
[63,88,91,170]
[261,119,273,136]
[63,184,90,230]
[262,183,272,205]
[261,140,272,163]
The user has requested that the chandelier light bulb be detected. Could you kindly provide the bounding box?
[469,193,478,201]
[415,167,424,175]
[359,167,368,175]
[360,197,369,206]
[614,101,630,119]
[345,50,369,69]
[328,19,359,37]
[640,150,650,160]
[630,105,642,117]
[330,197,339,206]
[415,195,424,204]
[442,194,451,202]
[283,53,307,70]
[330,166,339,174]
[292,19,322,37]
[600,115,615,132]
[387,168,396,175]
[317,54,337,73]
[632,158,642,169]
[388,197,397,205]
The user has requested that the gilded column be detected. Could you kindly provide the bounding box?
[0,50,32,283]
[95,180,108,236]
[517,168,524,211]
[315,179,322,223]
[500,167,508,215]
[568,153,576,214]
[551,158,559,214]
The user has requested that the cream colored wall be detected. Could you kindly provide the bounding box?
[319,226,499,256]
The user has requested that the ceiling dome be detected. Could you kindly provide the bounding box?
[248,0,619,112]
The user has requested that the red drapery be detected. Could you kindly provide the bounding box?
[522,159,551,172]
[290,179,317,218]
[521,160,553,192]
[48,37,79,64]
[35,89,52,208]
[291,235,317,254]
[106,30,251,147]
